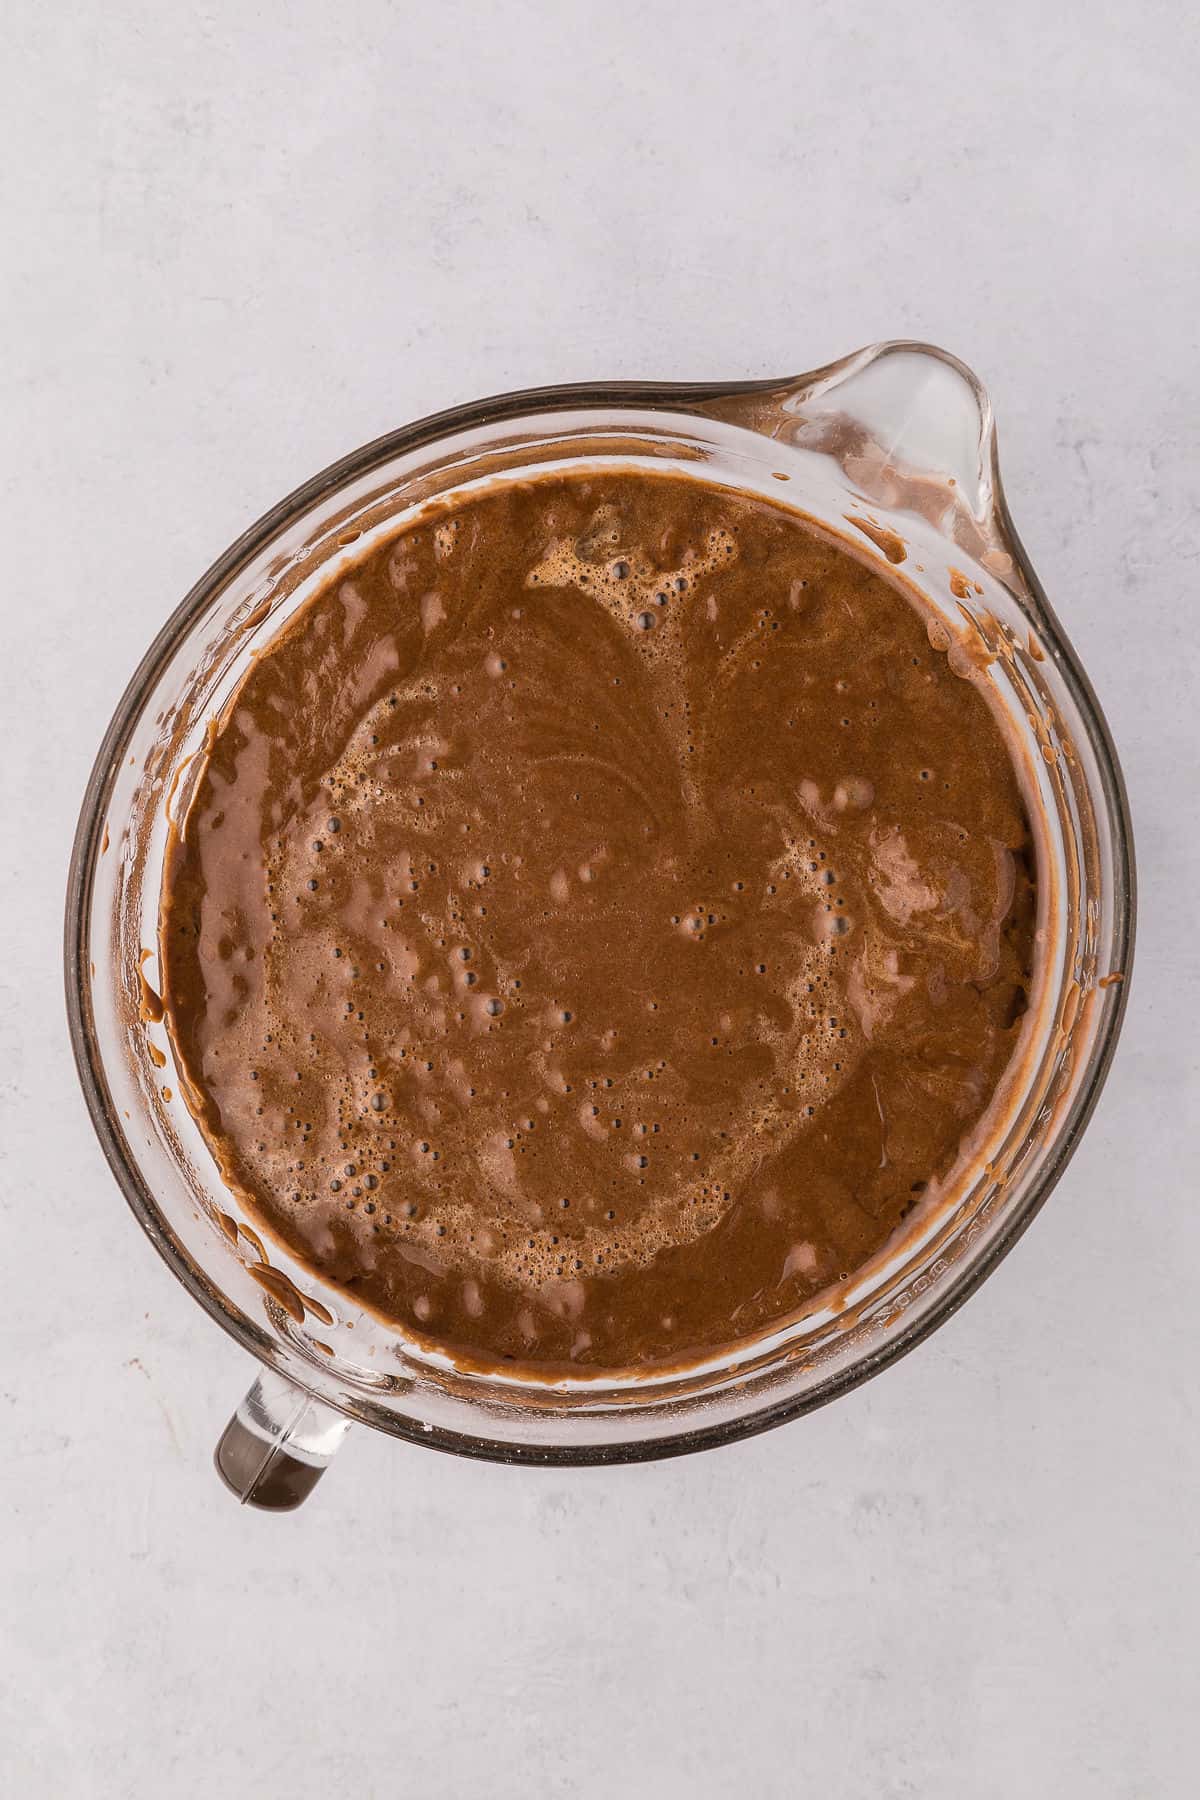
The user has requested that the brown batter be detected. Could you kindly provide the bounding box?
[160,472,1036,1374]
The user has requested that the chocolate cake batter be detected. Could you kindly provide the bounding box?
[160,472,1036,1374]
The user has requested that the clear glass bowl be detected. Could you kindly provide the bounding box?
[65,342,1134,1507]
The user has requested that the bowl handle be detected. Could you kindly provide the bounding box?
[214,1367,352,1510]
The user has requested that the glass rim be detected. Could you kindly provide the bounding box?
[63,344,1137,1465]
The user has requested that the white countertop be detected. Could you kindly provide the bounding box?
[3,3,1197,1795]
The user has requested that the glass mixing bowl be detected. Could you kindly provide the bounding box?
[65,342,1134,1508]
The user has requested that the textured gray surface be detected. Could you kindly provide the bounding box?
[2,3,1197,1795]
